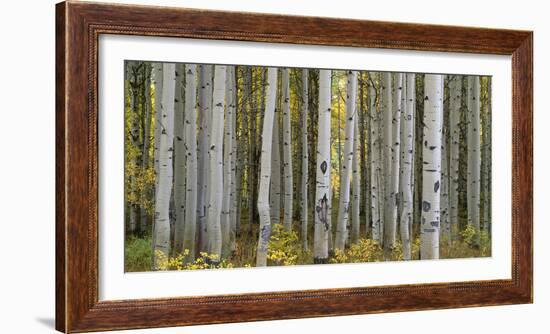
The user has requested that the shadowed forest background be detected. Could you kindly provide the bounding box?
[124,61,492,272]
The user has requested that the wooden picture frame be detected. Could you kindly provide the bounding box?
[56,1,533,332]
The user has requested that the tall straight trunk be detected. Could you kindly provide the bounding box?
[420,74,443,260]
[358,73,368,232]
[481,78,492,233]
[335,71,358,250]
[351,110,361,243]
[449,75,462,241]
[369,74,382,243]
[153,63,175,268]
[126,62,138,234]
[239,67,251,233]
[381,72,393,250]
[256,68,278,266]
[270,78,282,227]
[300,69,309,250]
[383,73,402,258]
[182,64,198,260]
[247,68,257,230]
[229,68,238,253]
[399,73,415,260]
[221,66,235,258]
[173,64,186,255]
[206,65,227,261]
[440,76,451,242]
[140,63,153,233]
[197,65,213,252]
[282,68,294,231]
[152,63,163,179]
[314,70,332,263]
[467,76,481,245]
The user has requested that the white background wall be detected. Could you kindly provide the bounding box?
[0,0,545,333]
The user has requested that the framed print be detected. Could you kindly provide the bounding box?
[56,1,532,332]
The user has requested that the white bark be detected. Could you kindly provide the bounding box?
[221,66,235,257]
[152,63,163,178]
[467,76,481,245]
[206,65,226,261]
[153,63,176,268]
[335,71,357,250]
[383,73,402,257]
[270,81,282,227]
[420,74,443,260]
[440,76,451,242]
[449,75,462,241]
[351,109,361,243]
[183,64,198,260]
[256,68,278,266]
[300,69,309,250]
[399,73,415,260]
[369,74,382,243]
[197,65,213,252]
[282,68,294,232]
[314,70,332,263]
[173,64,186,254]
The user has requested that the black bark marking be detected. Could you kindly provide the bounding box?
[320,161,328,174]
[422,201,431,212]
[316,194,330,232]
[430,221,439,227]
[434,180,440,193]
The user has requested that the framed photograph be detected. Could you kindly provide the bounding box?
[56,1,532,332]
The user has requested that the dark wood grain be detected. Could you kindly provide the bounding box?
[55,1,533,332]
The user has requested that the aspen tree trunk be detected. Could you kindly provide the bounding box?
[256,68,278,266]
[481,78,492,233]
[282,69,294,232]
[314,70,332,264]
[383,73,402,258]
[358,74,368,233]
[440,76,451,242]
[351,112,361,243]
[126,63,138,234]
[152,63,163,179]
[369,75,382,243]
[153,63,176,268]
[300,69,309,250]
[399,73,415,260]
[173,64,186,255]
[449,75,462,241]
[270,79,282,227]
[381,72,394,251]
[206,65,227,261]
[420,74,443,260]
[229,68,238,253]
[140,63,153,233]
[197,65,213,252]
[182,64,198,260]
[335,71,358,250]
[221,66,235,258]
[247,68,257,230]
[467,76,481,246]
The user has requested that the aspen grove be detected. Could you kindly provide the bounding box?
[124,61,492,271]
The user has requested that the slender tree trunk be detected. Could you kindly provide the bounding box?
[449,75,462,242]
[153,63,175,268]
[270,77,282,227]
[420,74,443,260]
[247,68,257,231]
[229,68,238,254]
[440,77,451,243]
[351,109,361,243]
[256,68,278,266]
[140,63,153,233]
[313,70,332,264]
[221,66,235,258]
[335,71,358,250]
[182,64,198,260]
[197,65,213,253]
[300,69,309,250]
[481,78,492,233]
[467,76,481,246]
[206,65,227,262]
[282,69,294,231]
[126,63,138,234]
[383,73,402,258]
[369,74,382,243]
[173,64,186,255]
[152,63,163,180]
[399,73,415,260]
